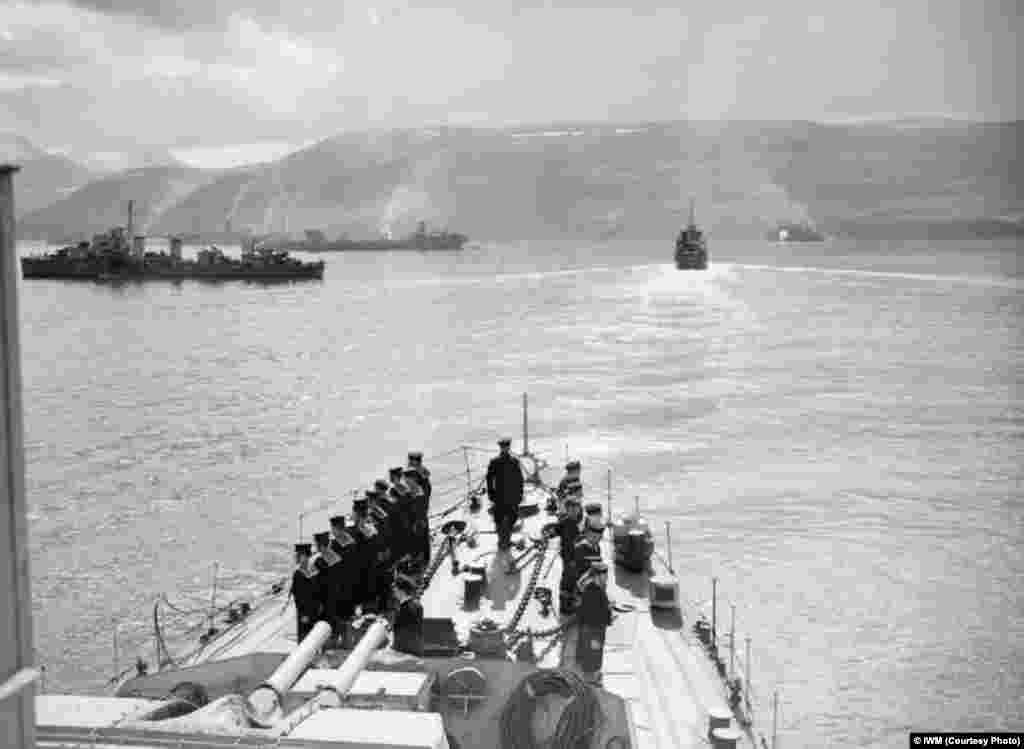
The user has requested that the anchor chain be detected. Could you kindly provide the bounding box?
[503,535,551,637]
[415,536,452,597]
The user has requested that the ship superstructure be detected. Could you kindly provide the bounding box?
[675,199,709,270]
[20,202,325,282]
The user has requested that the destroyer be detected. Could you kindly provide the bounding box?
[21,201,324,282]
[675,198,708,270]
[273,222,468,253]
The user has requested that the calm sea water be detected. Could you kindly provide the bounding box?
[17,237,1023,748]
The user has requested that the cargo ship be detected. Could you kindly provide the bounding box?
[768,222,825,242]
[274,222,468,253]
[20,201,324,282]
[675,199,709,270]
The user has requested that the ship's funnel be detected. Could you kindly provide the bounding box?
[245,620,332,725]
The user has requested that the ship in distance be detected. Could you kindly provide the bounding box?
[675,198,709,270]
[272,221,469,252]
[767,221,826,242]
[20,202,324,282]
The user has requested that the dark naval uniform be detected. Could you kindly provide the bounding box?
[576,563,613,678]
[392,594,424,656]
[314,533,351,635]
[328,520,358,622]
[291,563,321,642]
[556,507,583,613]
[571,536,602,589]
[556,461,583,503]
[408,452,432,503]
[404,468,430,566]
[486,440,524,550]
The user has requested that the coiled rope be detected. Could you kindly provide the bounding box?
[498,669,603,749]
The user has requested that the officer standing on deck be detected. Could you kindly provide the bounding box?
[289,543,321,642]
[486,437,524,550]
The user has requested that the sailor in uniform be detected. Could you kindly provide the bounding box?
[576,561,614,685]
[328,514,357,642]
[556,495,584,614]
[407,451,432,504]
[350,494,380,611]
[403,467,431,566]
[289,543,321,642]
[312,530,344,639]
[556,460,584,507]
[571,516,605,596]
[387,466,412,561]
[486,438,524,551]
[370,480,396,611]
[389,575,424,657]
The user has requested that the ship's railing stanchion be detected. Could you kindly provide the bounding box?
[606,469,612,518]
[745,636,752,711]
[208,562,219,636]
[712,576,718,648]
[729,603,736,678]
[664,521,674,574]
[772,690,779,749]
[522,392,528,454]
[113,625,119,685]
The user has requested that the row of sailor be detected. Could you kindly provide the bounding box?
[288,451,431,654]
[551,458,615,684]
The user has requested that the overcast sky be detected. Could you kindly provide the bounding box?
[1,0,1020,167]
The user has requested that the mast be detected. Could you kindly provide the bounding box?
[522,393,529,455]
[0,164,39,748]
[688,196,696,228]
[127,199,134,240]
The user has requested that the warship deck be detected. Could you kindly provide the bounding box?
[103,485,756,749]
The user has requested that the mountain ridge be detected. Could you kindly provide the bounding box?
[14,119,1023,241]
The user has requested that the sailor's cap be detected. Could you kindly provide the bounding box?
[389,466,404,477]
[407,451,423,462]
[566,460,581,470]
[584,502,603,515]
[354,495,371,507]
[294,543,313,554]
[329,514,346,526]
[584,516,606,532]
[313,532,330,545]
[374,479,390,492]
[497,437,512,447]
